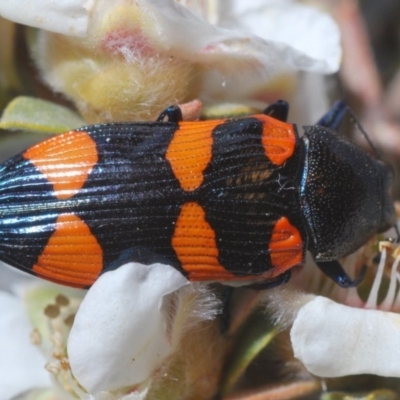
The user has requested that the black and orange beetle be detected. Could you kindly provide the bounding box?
[0,100,395,288]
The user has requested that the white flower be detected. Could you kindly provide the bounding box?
[0,0,93,36]
[0,0,340,72]
[0,0,341,122]
[68,262,189,393]
[291,295,400,378]
[0,262,220,399]
[0,288,51,400]
[289,247,400,378]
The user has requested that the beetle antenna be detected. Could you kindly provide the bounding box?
[346,108,382,159]
[317,102,382,158]
[394,223,400,242]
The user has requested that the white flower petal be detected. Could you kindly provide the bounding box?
[144,0,340,99]
[229,0,341,73]
[291,296,400,378]
[150,0,341,71]
[4,0,341,103]
[68,262,189,393]
[0,262,36,292]
[0,291,51,400]
[0,0,94,36]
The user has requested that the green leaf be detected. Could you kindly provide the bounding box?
[220,311,279,396]
[0,96,85,134]
[321,389,400,400]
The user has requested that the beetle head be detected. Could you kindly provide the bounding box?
[300,125,396,261]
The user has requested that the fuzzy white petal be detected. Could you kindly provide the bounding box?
[68,262,189,393]
[0,291,51,400]
[0,0,94,36]
[291,296,400,378]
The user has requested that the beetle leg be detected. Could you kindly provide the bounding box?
[316,100,347,130]
[220,286,234,334]
[247,270,292,290]
[156,105,183,122]
[317,101,383,159]
[103,246,178,273]
[262,100,289,122]
[316,260,367,288]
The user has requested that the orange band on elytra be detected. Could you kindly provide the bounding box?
[32,213,103,287]
[269,216,303,273]
[24,131,98,200]
[166,120,223,192]
[255,115,297,166]
[172,201,237,280]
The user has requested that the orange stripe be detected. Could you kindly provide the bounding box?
[255,115,297,166]
[172,201,238,280]
[166,120,223,192]
[269,217,303,274]
[24,131,98,200]
[32,214,103,288]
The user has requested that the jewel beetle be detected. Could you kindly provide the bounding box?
[0,100,395,288]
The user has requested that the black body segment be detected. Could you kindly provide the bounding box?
[300,125,396,260]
